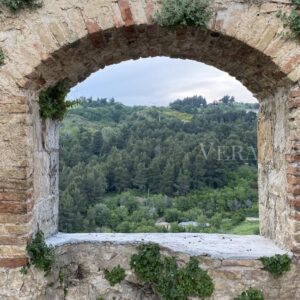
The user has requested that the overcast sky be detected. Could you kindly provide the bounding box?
[68,57,257,106]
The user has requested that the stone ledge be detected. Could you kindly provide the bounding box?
[46,233,291,260]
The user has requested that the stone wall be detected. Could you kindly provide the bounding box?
[0,235,298,300]
[0,0,299,276]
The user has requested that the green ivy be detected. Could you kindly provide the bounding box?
[0,0,42,12]
[260,254,291,278]
[130,243,162,283]
[104,265,126,286]
[26,230,55,275]
[154,0,213,28]
[130,243,214,300]
[277,0,300,39]
[39,81,75,121]
[0,48,4,66]
[234,288,264,300]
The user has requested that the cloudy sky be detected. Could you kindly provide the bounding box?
[68,57,257,106]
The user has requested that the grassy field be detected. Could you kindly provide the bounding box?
[229,220,259,235]
[160,108,193,122]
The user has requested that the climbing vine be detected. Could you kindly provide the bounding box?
[154,0,213,28]
[0,0,42,12]
[277,0,300,39]
[104,265,126,286]
[130,243,214,300]
[0,48,4,66]
[25,230,55,275]
[39,80,75,121]
[260,254,291,278]
[234,288,264,300]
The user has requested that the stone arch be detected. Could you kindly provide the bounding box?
[0,0,300,270]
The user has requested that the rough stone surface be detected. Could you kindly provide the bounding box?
[46,232,291,260]
[0,240,299,300]
[0,0,300,297]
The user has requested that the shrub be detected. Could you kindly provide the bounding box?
[130,243,214,299]
[235,288,264,300]
[277,1,300,39]
[260,254,291,278]
[0,48,4,65]
[104,265,126,286]
[0,0,42,12]
[178,256,214,298]
[26,230,55,275]
[154,0,213,28]
[130,243,162,283]
[39,81,75,121]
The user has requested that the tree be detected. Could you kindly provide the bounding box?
[92,130,103,155]
[132,162,147,191]
[160,162,175,195]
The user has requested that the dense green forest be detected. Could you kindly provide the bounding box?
[59,96,260,234]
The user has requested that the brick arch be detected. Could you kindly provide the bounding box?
[0,0,300,269]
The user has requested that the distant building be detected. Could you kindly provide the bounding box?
[245,109,259,114]
[155,222,171,230]
[179,221,210,228]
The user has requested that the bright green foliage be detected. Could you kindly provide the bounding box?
[59,98,259,234]
[39,81,74,121]
[0,48,4,65]
[291,0,300,6]
[0,0,42,12]
[154,0,213,28]
[177,257,214,298]
[234,288,264,300]
[277,1,300,39]
[130,243,214,299]
[104,265,126,286]
[260,254,291,278]
[130,243,162,283]
[26,230,55,275]
[20,265,29,275]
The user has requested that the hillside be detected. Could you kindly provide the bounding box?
[59,96,259,234]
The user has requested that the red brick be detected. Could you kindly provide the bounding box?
[0,202,27,214]
[288,185,300,196]
[282,55,300,74]
[289,199,300,210]
[118,0,134,27]
[286,154,300,163]
[287,164,300,175]
[289,90,300,98]
[0,257,28,268]
[287,174,300,185]
[85,20,105,48]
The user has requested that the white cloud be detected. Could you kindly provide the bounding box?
[68,57,257,106]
